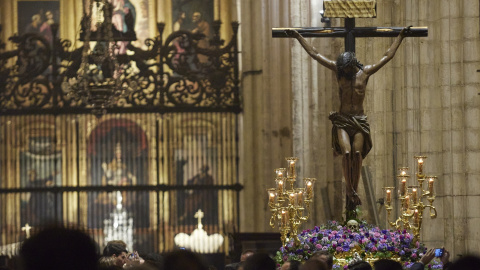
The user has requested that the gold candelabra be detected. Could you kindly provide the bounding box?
[267,157,315,246]
[383,156,437,242]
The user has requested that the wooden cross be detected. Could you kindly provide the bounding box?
[272,2,428,221]
[22,223,32,239]
[272,10,427,52]
[194,209,204,229]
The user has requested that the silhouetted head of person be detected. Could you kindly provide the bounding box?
[19,226,98,270]
[372,259,402,270]
[348,261,371,270]
[282,260,301,270]
[240,250,254,262]
[243,253,276,270]
[103,241,128,267]
[141,252,164,270]
[310,251,333,270]
[300,259,328,270]
[163,249,208,270]
[336,52,363,79]
[449,255,480,270]
[98,256,116,268]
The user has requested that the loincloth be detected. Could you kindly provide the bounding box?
[328,111,373,159]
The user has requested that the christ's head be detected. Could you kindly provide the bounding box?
[336,51,363,79]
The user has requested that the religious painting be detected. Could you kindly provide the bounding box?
[171,0,214,69]
[172,0,214,32]
[174,127,218,226]
[17,1,60,44]
[19,125,62,227]
[87,118,149,228]
[83,0,152,51]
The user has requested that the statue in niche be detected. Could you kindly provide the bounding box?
[286,26,411,210]
[87,118,149,228]
[98,142,137,207]
[178,164,218,225]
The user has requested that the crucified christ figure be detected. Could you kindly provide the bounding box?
[286,26,411,211]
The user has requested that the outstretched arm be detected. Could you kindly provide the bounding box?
[364,26,411,76]
[286,30,336,71]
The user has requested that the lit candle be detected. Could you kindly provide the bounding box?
[297,190,304,206]
[404,196,410,209]
[289,193,295,205]
[268,190,276,204]
[414,209,419,224]
[401,179,407,196]
[281,210,288,226]
[428,178,434,194]
[289,161,295,177]
[386,190,391,204]
[412,188,418,204]
[306,181,313,198]
[418,158,424,176]
[277,180,284,194]
[276,168,285,179]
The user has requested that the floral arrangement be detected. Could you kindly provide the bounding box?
[275,221,443,269]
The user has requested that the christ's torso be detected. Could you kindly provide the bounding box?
[337,70,368,115]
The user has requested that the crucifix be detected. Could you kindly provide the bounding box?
[272,1,427,221]
[194,209,204,230]
[22,223,33,239]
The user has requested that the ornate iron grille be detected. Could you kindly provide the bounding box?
[0,21,240,114]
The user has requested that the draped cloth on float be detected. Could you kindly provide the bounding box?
[328,112,373,159]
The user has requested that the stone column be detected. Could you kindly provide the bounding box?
[239,0,293,232]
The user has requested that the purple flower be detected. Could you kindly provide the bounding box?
[275,220,435,267]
